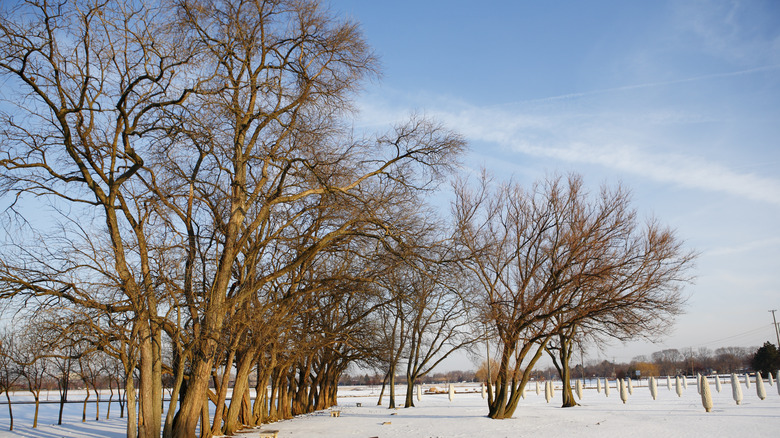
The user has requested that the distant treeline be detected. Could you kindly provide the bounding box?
[340,345,762,385]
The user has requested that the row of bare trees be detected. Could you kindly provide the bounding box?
[0,0,695,435]
[0,1,469,437]
[0,322,130,431]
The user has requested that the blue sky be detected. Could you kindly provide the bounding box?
[333,0,780,366]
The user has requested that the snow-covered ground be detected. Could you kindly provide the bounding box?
[1,378,779,437]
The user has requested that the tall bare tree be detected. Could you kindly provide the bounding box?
[395,251,481,408]
[453,173,572,419]
[453,172,693,417]
[539,176,694,407]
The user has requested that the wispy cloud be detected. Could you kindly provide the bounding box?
[672,0,780,65]
[356,72,780,207]
[462,109,780,206]
[706,236,780,257]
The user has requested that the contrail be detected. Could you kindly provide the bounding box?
[497,65,780,107]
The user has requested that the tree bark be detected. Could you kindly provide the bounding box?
[211,347,236,436]
[5,391,13,431]
[224,346,258,435]
[163,345,187,438]
[488,340,546,419]
[404,375,416,408]
[33,394,39,428]
[551,334,578,408]
[377,370,389,406]
[137,320,163,438]
[126,371,137,438]
[388,363,397,409]
[172,354,213,438]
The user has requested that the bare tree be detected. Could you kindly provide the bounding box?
[541,176,694,407]
[453,173,574,419]
[78,350,107,422]
[14,323,51,428]
[453,172,693,417]
[0,329,21,431]
[398,256,481,408]
[651,349,684,375]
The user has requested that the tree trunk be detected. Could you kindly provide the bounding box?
[267,371,281,422]
[278,374,292,419]
[488,340,546,419]
[137,321,163,438]
[82,390,90,422]
[126,373,137,438]
[404,375,416,408]
[106,383,114,420]
[211,347,236,436]
[118,380,126,419]
[5,391,13,431]
[252,355,273,426]
[58,371,70,425]
[172,354,213,438]
[238,385,251,427]
[551,333,578,408]
[376,370,389,406]
[199,396,212,438]
[558,364,577,407]
[33,394,39,428]
[163,346,187,438]
[224,348,256,435]
[388,366,397,409]
[95,387,101,420]
[487,344,514,419]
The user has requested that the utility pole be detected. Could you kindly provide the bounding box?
[770,310,780,348]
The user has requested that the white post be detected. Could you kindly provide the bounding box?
[756,372,766,400]
[731,373,743,405]
[701,376,713,412]
[675,376,683,397]
[649,376,657,400]
[715,374,722,393]
[776,370,780,396]
[619,379,628,404]
[696,373,701,394]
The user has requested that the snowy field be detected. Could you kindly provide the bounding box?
[1,378,779,437]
